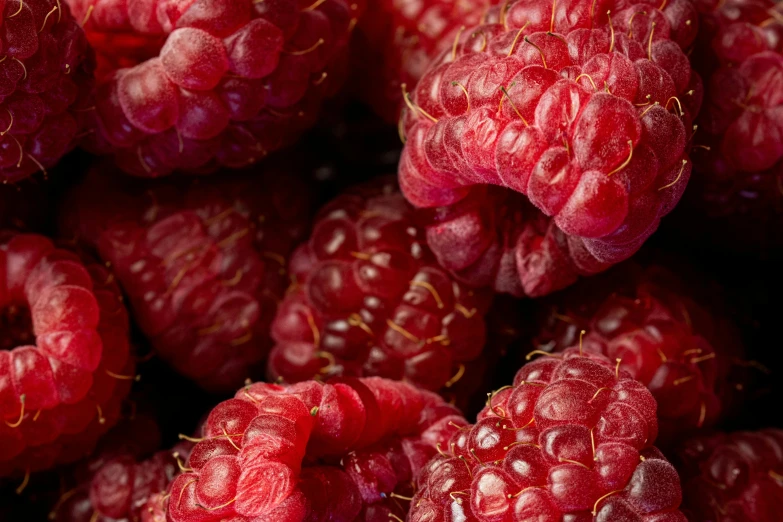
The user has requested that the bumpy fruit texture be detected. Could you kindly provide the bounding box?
[156,377,468,522]
[0,0,94,184]
[66,0,365,177]
[268,179,493,403]
[356,0,494,123]
[687,0,783,245]
[400,0,702,294]
[0,232,133,477]
[60,166,312,392]
[410,348,686,522]
[533,264,748,446]
[676,429,783,521]
[420,186,616,297]
[51,415,191,522]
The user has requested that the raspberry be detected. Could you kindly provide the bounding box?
[0,0,94,184]
[355,0,494,123]
[419,186,614,297]
[66,0,365,177]
[676,429,783,521]
[399,0,701,294]
[60,166,313,392]
[530,263,752,446]
[51,416,191,522]
[153,377,467,521]
[0,232,134,477]
[268,179,493,403]
[410,348,686,522]
[684,0,783,249]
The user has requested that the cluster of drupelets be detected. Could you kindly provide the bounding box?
[0,0,780,521]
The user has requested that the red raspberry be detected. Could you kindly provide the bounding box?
[268,179,493,403]
[152,377,467,521]
[400,0,701,295]
[0,232,134,477]
[51,416,192,522]
[685,0,783,248]
[419,186,614,297]
[65,0,365,177]
[410,348,686,522]
[676,429,783,521]
[60,166,313,392]
[0,0,94,184]
[531,263,750,446]
[356,0,495,123]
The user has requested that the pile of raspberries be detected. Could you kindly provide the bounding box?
[0,0,780,521]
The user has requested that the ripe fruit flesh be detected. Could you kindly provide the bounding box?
[400,0,701,295]
[155,377,468,521]
[676,429,783,522]
[0,0,94,184]
[356,0,496,123]
[60,166,312,392]
[685,0,783,249]
[0,232,133,477]
[268,178,493,402]
[409,348,686,521]
[532,263,750,446]
[66,0,366,177]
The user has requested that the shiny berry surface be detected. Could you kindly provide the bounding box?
[410,348,686,522]
[60,165,312,392]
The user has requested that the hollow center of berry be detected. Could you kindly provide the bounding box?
[0,304,34,350]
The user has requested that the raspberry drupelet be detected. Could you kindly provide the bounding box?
[409,348,687,522]
[0,232,134,477]
[0,0,94,184]
[60,166,312,392]
[356,0,495,123]
[685,0,783,249]
[268,179,493,402]
[399,0,702,296]
[676,429,783,521]
[65,0,365,177]
[51,416,192,522]
[152,377,467,521]
[532,263,749,446]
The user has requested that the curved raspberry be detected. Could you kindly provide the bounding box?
[400,0,701,294]
[0,232,133,477]
[410,348,686,522]
[0,0,94,184]
[65,0,365,177]
[60,166,313,392]
[531,263,749,446]
[51,416,191,522]
[419,186,615,297]
[152,377,467,521]
[268,179,493,402]
[684,1,783,249]
[356,0,494,123]
[676,429,783,521]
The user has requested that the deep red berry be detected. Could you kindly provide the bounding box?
[0,232,133,477]
[60,165,313,392]
[399,0,701,295]
[531,263,751,446]
[684,0,783,249]
[0,0,94,184]
[676,429,783,522]
[51,415,191,522]
[268,179,493,403]
[153,377,467,521]
[410,348,686,521]
[356,0,495,123]
[65,0,365,177]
